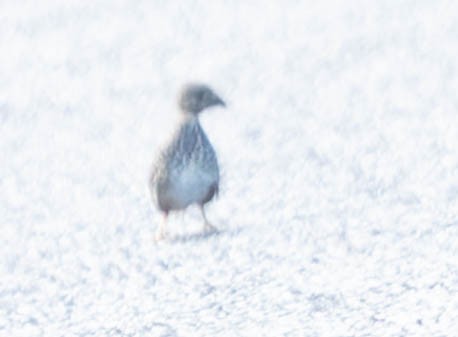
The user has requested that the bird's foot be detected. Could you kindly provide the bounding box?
[154,229,168,242]
[203,221,218,233]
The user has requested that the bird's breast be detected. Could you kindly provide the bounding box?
[152,119,219,211]
[168,160,218,206]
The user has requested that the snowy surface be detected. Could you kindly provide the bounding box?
[2,0,458,336]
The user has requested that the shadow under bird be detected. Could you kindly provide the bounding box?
[149,83,226,240]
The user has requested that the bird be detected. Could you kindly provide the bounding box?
[149,83,225,240]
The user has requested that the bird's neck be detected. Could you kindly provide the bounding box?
[181,111,200,124]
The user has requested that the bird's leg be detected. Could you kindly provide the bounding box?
[155,212,169,241]
[199,205,217,232]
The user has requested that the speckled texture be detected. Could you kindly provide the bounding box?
[1,1,458,336]
[150,115,219,212]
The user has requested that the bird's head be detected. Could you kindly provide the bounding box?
[178,83,226,114]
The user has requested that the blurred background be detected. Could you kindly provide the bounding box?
[1,0,458,335]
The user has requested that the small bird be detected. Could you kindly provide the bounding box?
[149,83,225,240]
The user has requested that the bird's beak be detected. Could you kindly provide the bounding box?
[212,95,226,108]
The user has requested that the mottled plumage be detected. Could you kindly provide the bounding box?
[149,83,225,240]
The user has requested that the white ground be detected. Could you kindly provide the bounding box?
[1,1,458,336]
